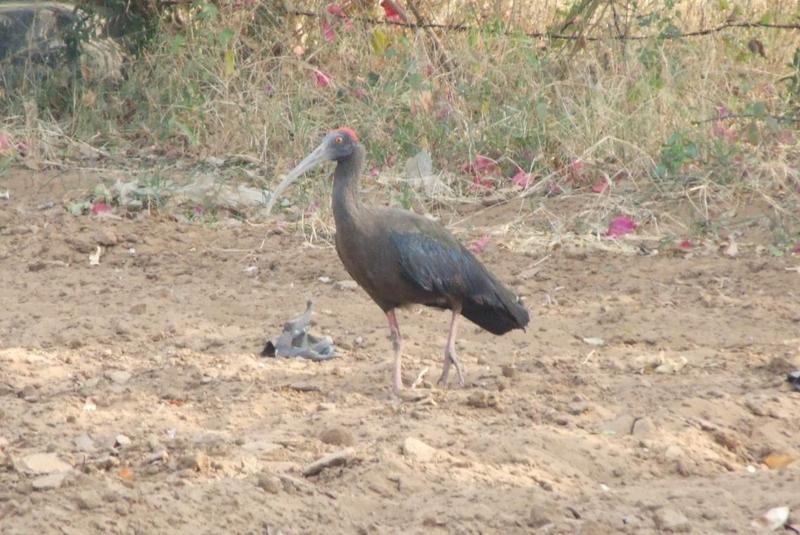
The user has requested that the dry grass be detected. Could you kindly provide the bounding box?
[1,1,798,249]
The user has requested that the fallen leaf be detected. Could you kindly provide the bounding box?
[90,202,112,216]
[370,28,390,55]
[606,216,636,238]
[762,453,797,470]
[591,177,609,193]
[117,467,134,480]
[381,0,404,23]
[326,4,345,17]
[322,20,336,42]
[167,399,185,406]
[469,235,491,254]
[546,181,563,196]
[511,169,534,189]
[462,155,499,177]
[313,69,331,88]
[0,132,11,153]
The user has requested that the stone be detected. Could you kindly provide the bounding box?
[179,451,210,472]
[16,453,72,474]
[74,491,102,510]
[632,417,655,437]
[333,280,359,291]
[527,505,553,528]
[31,472,69,491]
[601,414,635,436]
[401,437,438,462]
[664,445,685,461]
[114,434,131,448]
[94,229,119,246]
[302,448,355,477]
[653,507,691,533]
[105,370,131,385]
[467,391,498,409]
[320,427,355,447]
[256,473,282,494]
[74,434,95,452]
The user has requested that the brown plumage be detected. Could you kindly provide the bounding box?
[270,128,529,392]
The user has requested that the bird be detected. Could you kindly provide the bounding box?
[268,128,530,393]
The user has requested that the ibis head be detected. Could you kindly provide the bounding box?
[266,128,359,213]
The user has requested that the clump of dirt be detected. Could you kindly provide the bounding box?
[0,168,798,533]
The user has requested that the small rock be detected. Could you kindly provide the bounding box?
[31,472,69,491]
[568,402,589,416]
[16,453,72,474]
[527,505,553,529]
[114,435,131,448]
[179,451,210,472]
[632,417,655,437]
[256,473,282,494]
[664,444,684,461]
[752,506,790,531]
[302,448,355,477]
[94,229,119,246]
[17,385,38,402]
[601,414,635,436]
[74,491,102,510]
[333,280,359,291]
[655,356,688,374]
[501,364,517,378]
[401,437,438,463]
[467,391,498,409]
[129,303,147,315]
[653,507,691,533]
[320,427,355,447]
[105,370,131,385]
[74,434,95,452]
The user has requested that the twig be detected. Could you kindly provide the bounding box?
[691,113,800,125]
[411,366,429,389]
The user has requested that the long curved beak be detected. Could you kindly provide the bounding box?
[265,142,331,214]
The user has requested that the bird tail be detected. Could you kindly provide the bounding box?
[462,285,530,335]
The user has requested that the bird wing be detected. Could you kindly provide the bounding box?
[388,229,495,301]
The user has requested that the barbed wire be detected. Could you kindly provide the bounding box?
[289,9,800,42]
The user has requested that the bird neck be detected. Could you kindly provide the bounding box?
[332,144,365,225]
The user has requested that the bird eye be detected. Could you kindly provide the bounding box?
[334,136,344,145]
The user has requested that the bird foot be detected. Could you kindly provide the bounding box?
[437,352,465,388]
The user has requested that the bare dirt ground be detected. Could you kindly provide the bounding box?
[1,167,799,534]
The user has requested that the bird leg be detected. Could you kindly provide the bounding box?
[386,309,404,393]
[438,308,465,387]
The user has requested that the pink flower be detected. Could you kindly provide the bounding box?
[679,239,693,250]
[605,216,636,238]
[591,177,609,193]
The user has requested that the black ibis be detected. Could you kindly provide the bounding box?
[269,128,529,392]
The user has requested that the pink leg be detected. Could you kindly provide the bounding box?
[386,309,403,393]
[437,308,465,387]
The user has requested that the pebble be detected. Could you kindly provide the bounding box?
[302,448,355,477]
[333,280,359,291]
[31,472,70,491]
[501,365,517,378]
[664,445,684,461]
[256,473,282,494]
[17,385,38,402]
[401,437,438,463]
[632,417,655,437]
[179,451,210,472]
[601,414,635,436]
[114,434,132,448]
[105,370,132,385]
[467,391,498,409]
[568,402,589,416]
[527,505,554,528]
[653,507,691,533]
[16,453,72,474]
[74,434,95,452]
[94,229,119,246]
[320,427,355,447]
[74,491,102,510]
